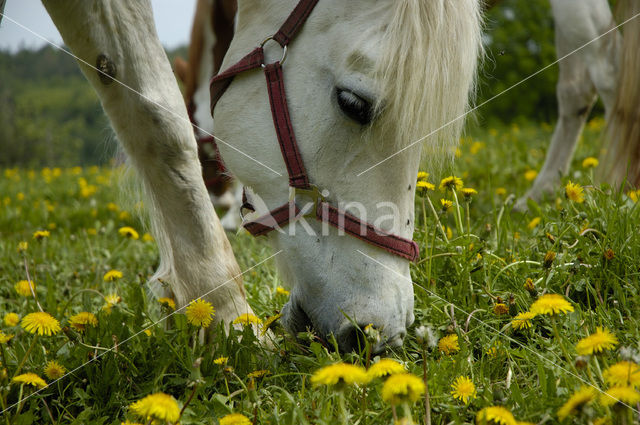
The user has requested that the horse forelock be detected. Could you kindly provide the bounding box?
[372,0,483,169]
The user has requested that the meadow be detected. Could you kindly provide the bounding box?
[1,118,639,425]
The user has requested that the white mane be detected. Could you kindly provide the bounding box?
[374,0,483,164]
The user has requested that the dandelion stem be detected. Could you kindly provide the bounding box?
[337,390,348,425]
[422,347,431,425]
[0,392,11,425]
[12,335,38,379]
[14,384,24,417]
[23,257,43,312]
[451,190,464,237]
[41,398,55,424]
[179,383,198,419]
[425,196,448,242]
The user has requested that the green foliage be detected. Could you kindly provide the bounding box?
[478,0,558,123]
[0,44,188,168]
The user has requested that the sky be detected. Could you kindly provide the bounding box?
[0,0,198,52]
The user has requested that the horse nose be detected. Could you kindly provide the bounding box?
[335,323,407,353]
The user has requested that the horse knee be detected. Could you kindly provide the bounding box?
[119,95,197,167]
[556,81,595,119]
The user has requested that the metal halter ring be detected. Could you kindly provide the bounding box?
[260,36,288,67]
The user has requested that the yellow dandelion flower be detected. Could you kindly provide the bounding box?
[219,413,252,425]
[603,361,640,387]
[310,363,368,386]
[33,230,50,240]
[600,386,640,407]
[185,299,215,328]
[603,249,615,260]
[495,187,507,196]
[530,294,574,316]
[575,327,618,356]
[14,280,36,297]
[557,387,597,420]
[593,417,612,425]
[142,232,154,242]
[439,176,464,192]
[261,313,282,336]
[565,181,585,203]
[232,313,262,327]
[118,226,139,240]
[417,180,436,191]
[247,369,269,379]
[629,190,639,203]
[275,286,290,296]
[44,360,66,380]
[4,313,19,327]
[438,334,460,355]
[102,294,122,313]
[68,312,98,333]
[476,406,516,425]
[543,251,556,268]
[493,303,509,316]
[440,199,454,211]
[511,311,537,331]
[461,187,478,199]
[103,270,123,282]
[527,217,541,230]
[17,241,28,252]
[214,356,229,365]
[524,170,538,182]
[12,373,47,389]
[143,329,152,336]
[523,279,536,293]
[0,331,14,344]
[381,373,425,405]
[21,312,61,336]
[582,157,599,169]
[367,358,406,380]
[417,171,429,181]
[157,297,176,310]
[451,375,476,405]
[129,392,180,423]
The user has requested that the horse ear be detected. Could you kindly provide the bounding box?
[174,57,189,85]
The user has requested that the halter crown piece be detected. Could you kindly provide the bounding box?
[209,0,419,262]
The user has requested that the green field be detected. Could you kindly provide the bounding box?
[1,119,640,425]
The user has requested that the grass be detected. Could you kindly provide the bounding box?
[1,117,639,425]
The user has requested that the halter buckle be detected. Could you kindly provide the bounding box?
[289,185,325,218]
[260,36,288,67]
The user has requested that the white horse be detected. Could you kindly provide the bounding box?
[515,0,640,209]
[30,0,481,351]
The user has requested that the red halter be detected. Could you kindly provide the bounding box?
[209,0,419,262]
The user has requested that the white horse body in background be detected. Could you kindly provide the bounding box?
[34,0,481,351]
[516,0,640,208]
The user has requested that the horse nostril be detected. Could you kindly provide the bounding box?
[336,324,367,353]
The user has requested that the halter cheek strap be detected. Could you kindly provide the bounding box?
[209,0,419,262]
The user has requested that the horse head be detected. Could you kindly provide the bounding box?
[213,0,481,351]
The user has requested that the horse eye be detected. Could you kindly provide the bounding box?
[336,88,373,125]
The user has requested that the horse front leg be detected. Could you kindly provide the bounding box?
[42,0,253,324]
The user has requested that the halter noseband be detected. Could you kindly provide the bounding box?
[209,0,419,262]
